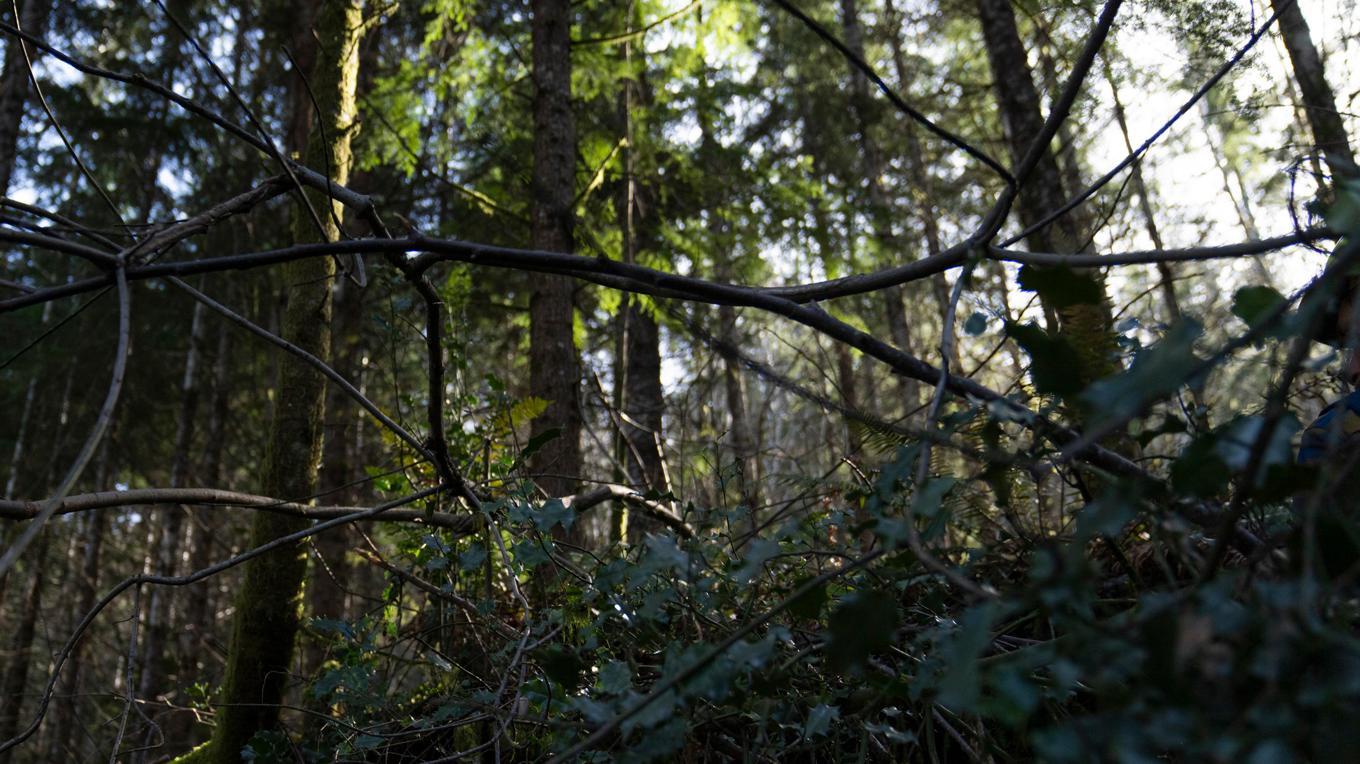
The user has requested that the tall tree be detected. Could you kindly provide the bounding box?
[0,0,47,194]
[976,0,1121,390]
[1269,0,1355,182]
[612,4,669,529]
[529,0,583,504]
[204,0,364,758]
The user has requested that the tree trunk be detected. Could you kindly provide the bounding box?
[1269,0,1356,181]
[0,536,46,764]
[206,0,362,758]
[611,7,668,537]
[307,276,363,642]
[167,305,233,748]
[976,0,1121,390]
[1103,60,1180,323]
[529,0,583,508]
[47,435,113,761]
[137,298,206,727]
[843,0,944,407]
[3,300,50,501]
[0,0,48,195]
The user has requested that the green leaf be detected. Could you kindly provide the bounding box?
[1006,322,1085,397]
[732,538,781,583]
[535,498,574,532]
[827,591,899,671]
[459,543,487,571]
[803,703,839,739]
[597,660,631,695]
[1232,285,1287,331]
[1325,178,1360,233]
[1171,437,1231,497]
[787,576,829,620]
[520,426,562,461]
[1213,414,1302,483]
[538,647,586,690]
[1017,265,1103,308]
[620,689,677,734]
[241,731,291,763]
[1079,320,1204,426]
[935,603,998,712]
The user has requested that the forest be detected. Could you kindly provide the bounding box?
[1,0,1359,760]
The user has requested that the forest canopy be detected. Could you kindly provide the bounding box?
[2,0,1360,761]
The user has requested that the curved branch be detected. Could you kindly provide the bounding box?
[0,487,479,532]
[0,265,129,578]
[991,229,1337,267]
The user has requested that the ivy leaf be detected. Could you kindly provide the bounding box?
[620,689,677,735]
[538,646,586,690]
[827,591,899,671]
[535,498,574,532]
[520,426,561,462]
[1017,265,1103,308]
[597,660,631,695]
[1214,414,1302,484]
[935,603,999,712]
[1007,322,1085,397]
[803,704,840,739]
[1232,285,1290,340]
[1080,320,1204,426]
[787,576,829,620]
[1325,178,1360,233]
[459,543,487,571]
[1171,437,1231,497]
[732,538,781,584]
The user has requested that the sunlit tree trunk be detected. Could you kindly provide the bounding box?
[1269,0,1355,182]
[205,0,362,758]
[976,0,1121,391]
[1103,60,1180,323]
[529,0,584,509]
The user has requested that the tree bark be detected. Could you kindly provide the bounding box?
[0,536,46,764]
[0,0,48,195]
[137,298,206,725]
[206,0,362,759]
[1103,59,1180,323]
[529,0,584,506]
[1269,0,1356,181]
[611,6,668,536]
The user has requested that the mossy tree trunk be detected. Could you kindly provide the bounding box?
[976,0,1121,391]
[204,1,363,760]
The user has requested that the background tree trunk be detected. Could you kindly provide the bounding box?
[1270,0,1355,181]
[529,0,583,507]
[206,0,362,758]
[976,0,1121,391]
[0,0,47,195]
